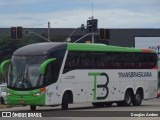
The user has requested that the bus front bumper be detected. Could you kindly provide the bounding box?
[7,89,45,106]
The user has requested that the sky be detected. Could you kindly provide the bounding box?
[0,0,160,28]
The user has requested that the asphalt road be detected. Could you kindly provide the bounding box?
[1,98,160,120]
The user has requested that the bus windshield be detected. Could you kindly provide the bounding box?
[8,56,46,89]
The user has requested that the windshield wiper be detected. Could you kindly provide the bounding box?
[21,66,32,88]
[13,66,25,87]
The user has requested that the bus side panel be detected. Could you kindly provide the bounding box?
[50,69,158,105]
[148,69,158,99]
[45,83,61,105]
[61,70,124,103]
[60,70,88,103]
[147,79,158,99]
[107,70,124,101]
[120,69,158,100]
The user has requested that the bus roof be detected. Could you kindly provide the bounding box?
[67,43,157,53]
[13,42,156,56]
[13,42,67,56]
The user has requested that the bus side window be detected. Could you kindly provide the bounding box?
[45,63,53,85]
[148,53,157,68]
[124,53,136,69]
[80,52,90,69]
[45,62,58,85]
[110,53,115,68]
[63,51,81,73]
[110,53,124,69]
[70,55,80,69]
[135,53,141,69]
[90,55,95,69]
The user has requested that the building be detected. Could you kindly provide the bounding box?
[0,28,160,47]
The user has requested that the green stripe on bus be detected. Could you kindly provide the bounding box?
[67,43,156,53]
[40,58,56,75]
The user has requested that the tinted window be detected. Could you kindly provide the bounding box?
[46,50,66,84]
[63,51,157,73]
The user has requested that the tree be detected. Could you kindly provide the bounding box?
[51,34,65,42]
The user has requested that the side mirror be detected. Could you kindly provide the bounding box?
[0,59,11,83]
[40,58,56,75]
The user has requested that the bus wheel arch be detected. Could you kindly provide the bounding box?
[61,90,73,110]
[117,88,134,106]
[132,87,143,106]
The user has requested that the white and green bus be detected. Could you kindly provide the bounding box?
[3,42,158,110]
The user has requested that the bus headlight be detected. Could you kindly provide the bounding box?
[7,93,12,96]
[33,93,41,97]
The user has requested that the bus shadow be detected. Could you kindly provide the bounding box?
[23,104,151,112]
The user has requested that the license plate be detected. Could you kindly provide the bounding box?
[19,100,26,104]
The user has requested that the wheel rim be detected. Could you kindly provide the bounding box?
[126,94,131,104]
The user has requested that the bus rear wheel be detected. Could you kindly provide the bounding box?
[30,105,36,111]
[62,93,69,110]
[117,90,132,106]
[123,90,132,106]
[132,91,142,106]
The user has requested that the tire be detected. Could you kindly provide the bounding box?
[117,91,132,106]
[0,97,5,104]
[92,102,104,107]
[62,93,69,110]
[30,105,36,111]
[132,91,142,106]
[123,90,132,106]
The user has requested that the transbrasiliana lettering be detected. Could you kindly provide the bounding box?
[118,72,152,78]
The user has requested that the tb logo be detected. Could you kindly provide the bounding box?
[88,72,109,100]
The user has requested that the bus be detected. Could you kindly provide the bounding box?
[4,42,158,110]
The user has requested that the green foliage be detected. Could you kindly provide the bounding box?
[51,34,65,42]
[0,35,16,63]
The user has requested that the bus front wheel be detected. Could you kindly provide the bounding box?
[62,93,69,110]
[30,105,36,111]
[0,97,5,104]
